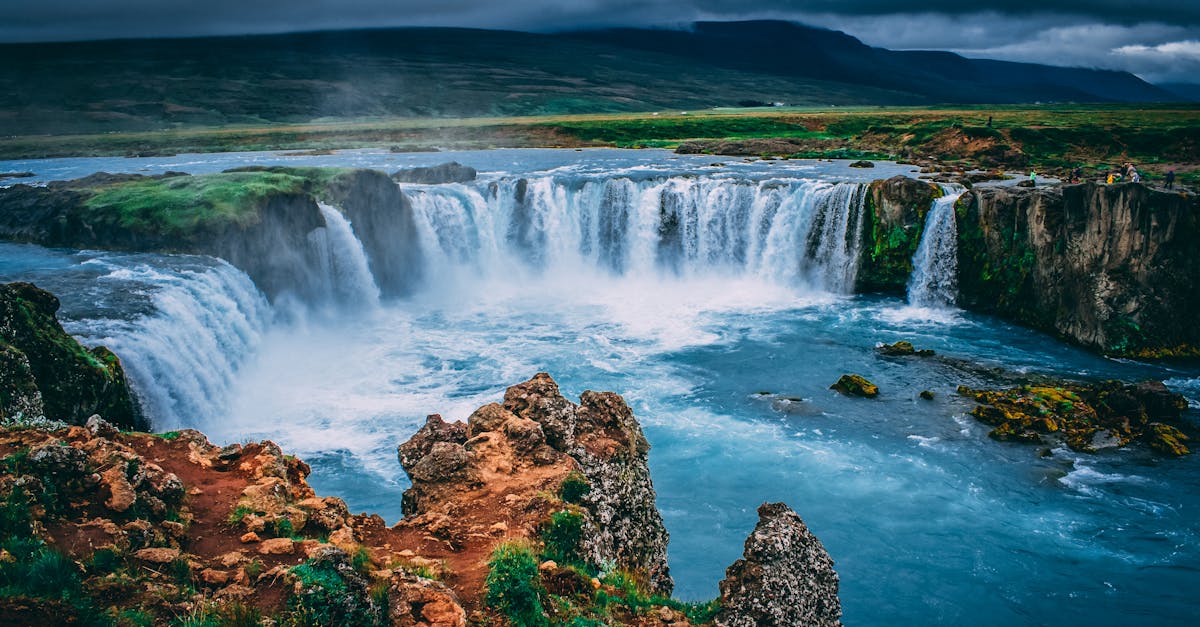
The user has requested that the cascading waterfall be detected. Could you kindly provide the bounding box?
[405,176,869,293]
[64,259,272,430]
[907,184,966,308]
[306,203,381,310]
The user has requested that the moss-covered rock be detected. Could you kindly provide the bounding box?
[856,176,942,294]
[0,282,144,430]
[876,341,935,357]
[959,380,1191,455]
[830,374,879,398]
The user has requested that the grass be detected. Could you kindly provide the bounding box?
[485,540,548,627]
[82,171,308,236]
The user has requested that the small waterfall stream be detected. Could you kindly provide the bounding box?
[310,203,381,310]
[907,185,966,308]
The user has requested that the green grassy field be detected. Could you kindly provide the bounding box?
[3,104,1198,185]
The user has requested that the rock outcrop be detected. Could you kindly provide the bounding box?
[0,282,144,430]
[0,419,465,626]
[397,372,674,596]
[391,162,477,185]
[956,182,1200,356]
[856,176,942,294]
[716,502,841,627]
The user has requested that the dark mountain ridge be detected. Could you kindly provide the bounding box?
[0,20,1174,136]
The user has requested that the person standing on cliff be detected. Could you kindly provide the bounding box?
[1166,170,1176,190]
[1029,170,1037,186]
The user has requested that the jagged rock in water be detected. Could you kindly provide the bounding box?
[876,340,935,357]
[716,502,841,627]
[391,161,477,184]
[848,160,875,168]
[959,379,1191,455]
[830,374,879,398]
[503,373,673,595]
[0,282,144,430]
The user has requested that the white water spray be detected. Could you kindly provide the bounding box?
[406,176,869,293]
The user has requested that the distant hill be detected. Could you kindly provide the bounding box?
[1161,83,1200,102]
[0,21,1176,136]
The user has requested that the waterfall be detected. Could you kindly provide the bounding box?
[907,185,966,308]
[308,203,381,310]
[65,259,272,430]
[404,176,869,293]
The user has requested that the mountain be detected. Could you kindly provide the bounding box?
[572,21,1173,104]
[1160,83,1200,102]
[0,21,1175,136]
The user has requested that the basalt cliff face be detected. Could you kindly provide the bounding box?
[956,182,1200,357]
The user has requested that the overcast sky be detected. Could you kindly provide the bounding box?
[3,1,1198,83]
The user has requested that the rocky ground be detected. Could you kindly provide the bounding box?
[0,373,842,626]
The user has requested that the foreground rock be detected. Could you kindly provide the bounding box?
[1,281,144,430]
[0,371,845,626]
[717,502,841,627]
[959,380,1191,454]
[398,372,673,596]
[0,419,464,626]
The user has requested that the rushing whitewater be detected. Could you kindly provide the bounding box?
[2,149,1199,627]
[908,185,966,308]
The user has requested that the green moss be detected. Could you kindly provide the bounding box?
[559,471,591,505]
[287,557,382,627]
[81,171,312,237]
[485,540,548,627]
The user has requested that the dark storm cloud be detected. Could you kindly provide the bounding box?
[2,1,1197,83]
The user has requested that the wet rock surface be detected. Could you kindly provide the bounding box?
[959,379,1192,454]
[391,161,478,184]
[717,502,842,627]
[830,374,879,398]
[1,281,144,430]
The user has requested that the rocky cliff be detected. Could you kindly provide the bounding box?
[0,167,423,301]
[857,176,942,294]
[0,282,144,430]
[956,182,1200,356]
[398,373,673,598]
[1,370,842,626]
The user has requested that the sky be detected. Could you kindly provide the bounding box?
[2,1,1198,83]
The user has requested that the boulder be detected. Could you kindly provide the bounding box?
[830,374,879,398]
[848,160,875,168]
[716,502,841,627]
[391,162,477,185]
[133,547,180,564]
